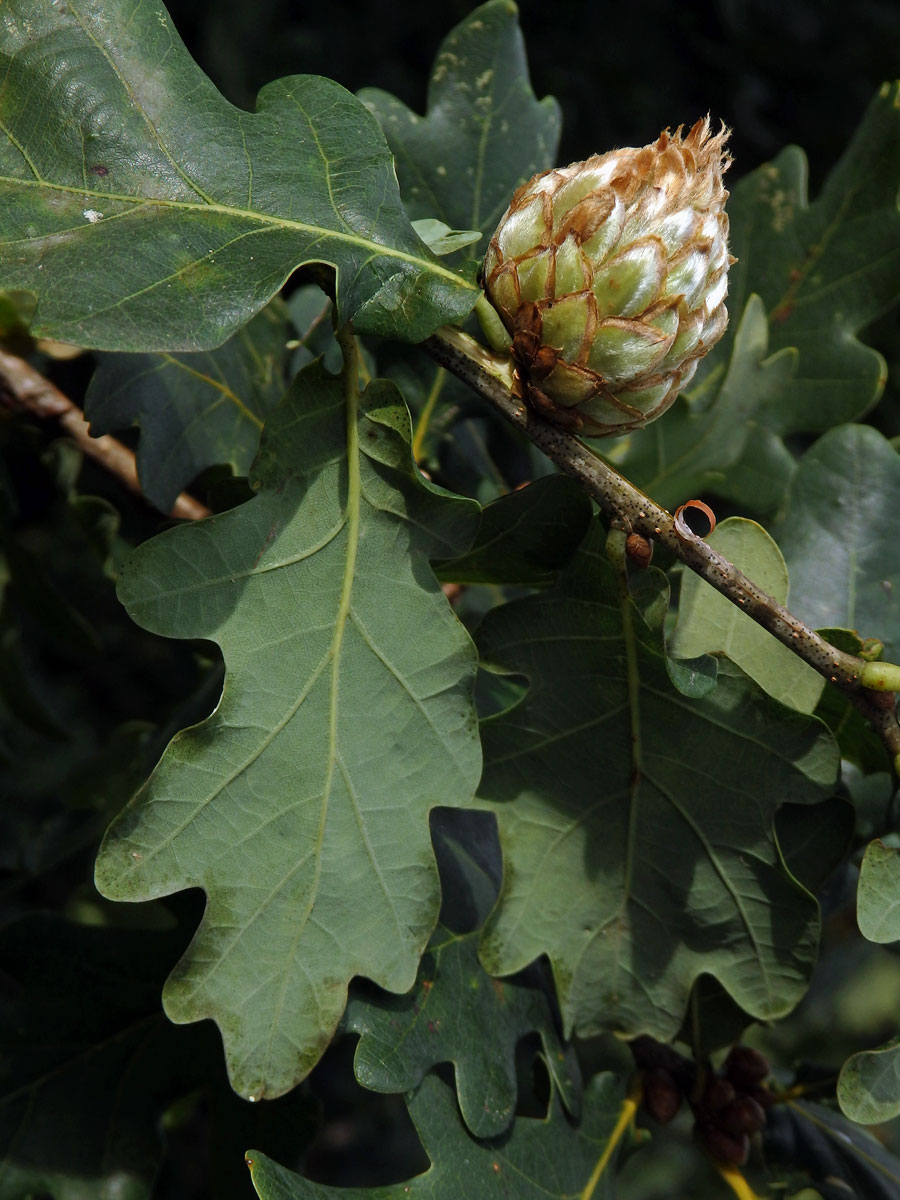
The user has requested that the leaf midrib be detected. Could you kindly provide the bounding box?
[157,353,266,430]
[0,175,478,291]
[259,337,363,1081]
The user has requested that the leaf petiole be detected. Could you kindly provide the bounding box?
[578,1078,642,1200]
[715,1164,764,1200]
[411,368,446,463]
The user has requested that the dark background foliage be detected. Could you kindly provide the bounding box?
[167,0,900,187]
[3,2,899,1198]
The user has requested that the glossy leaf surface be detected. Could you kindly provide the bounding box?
[0,1,477,351]
[95,360,481,1100]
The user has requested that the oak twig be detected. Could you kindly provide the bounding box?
[425,325,900,767]
[0,348,211,521]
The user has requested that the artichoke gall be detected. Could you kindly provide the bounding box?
[482,118,733,435]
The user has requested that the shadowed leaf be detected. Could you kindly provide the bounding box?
[476,519,838,1041]
[360,0,561,243]
[775,425,900,659]
[617,83,900,514]
[343,809,581,1137]
[436,474,593,586]
[766,1098,900,1197]
[776,796,854,895]
[0,914,203,1200]
[86,305,290,510]
[610,294,797,513]
[725,83,900,435]
[248,1072,632,1199]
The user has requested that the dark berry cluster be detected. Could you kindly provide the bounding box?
[693,1047,773,1165]
[640,1042,773,1166]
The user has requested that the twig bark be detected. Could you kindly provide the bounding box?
[0,348,210,521]
[425,325,900,768]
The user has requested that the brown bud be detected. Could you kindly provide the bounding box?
[700,1122,750,1166]
[745,1084,775,1111]
[715,1095,767,1136]
[703,1076,736,1112]
[643,1067,682,1125]
[723,1046,769,1088]
[625,532,653,569]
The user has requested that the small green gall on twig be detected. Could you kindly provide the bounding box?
[859,660,900,692]
[860,637,885,662]
[475,293,513,352]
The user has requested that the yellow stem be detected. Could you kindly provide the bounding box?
[774,1075,838,1101]
[579,1079,642,1200]
[689,983,703,1066]
[411,367,446,463]
[356,338,372,387]
[716,1164,763,1200]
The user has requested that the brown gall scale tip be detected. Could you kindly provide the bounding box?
[483,118,734,436]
